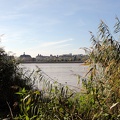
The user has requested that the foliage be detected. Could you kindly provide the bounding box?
[1,17,120,119]
[14,68,82,120]
[14,18,120,120]
[80,17,120,119]
[0,48,33,118]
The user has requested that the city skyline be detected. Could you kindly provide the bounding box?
[20,52,83,57]
[19,51,87,63]
[0,0,120,57]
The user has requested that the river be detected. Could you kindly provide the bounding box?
[20,63,88,90]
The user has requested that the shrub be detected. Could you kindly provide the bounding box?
[0,48,32,118]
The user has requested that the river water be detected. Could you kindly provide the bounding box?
[20,63,88,90]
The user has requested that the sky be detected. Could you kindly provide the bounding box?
[0,0,120,57]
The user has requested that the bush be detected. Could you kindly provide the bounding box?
[0,48,32,118]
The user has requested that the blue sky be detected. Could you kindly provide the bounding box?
[0,0,120,57]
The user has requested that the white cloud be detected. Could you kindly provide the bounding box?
[56,44,71,48]
[41,39,73,47]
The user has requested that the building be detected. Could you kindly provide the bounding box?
[19,52,32,62]
[59,53,74,61]
[36,54,57,62]
[36,54,47,62]
[18,53,87,63]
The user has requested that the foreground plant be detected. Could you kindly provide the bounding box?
[0,48,33,119]
[80,17,120,119]
[1,17,120,119]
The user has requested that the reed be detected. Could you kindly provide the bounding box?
[0,17,120,119]
[15,18,120,119]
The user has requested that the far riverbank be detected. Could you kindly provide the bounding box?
[20,61,84,64]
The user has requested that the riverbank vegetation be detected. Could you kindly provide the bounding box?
[0,18,120,119]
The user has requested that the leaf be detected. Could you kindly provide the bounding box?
[16,92,24,95]
[26,116,29,120]
[26,106,30,111]
[110,102,119,109]
[59,108,64,113]
[34,90,40,95]
[30,115,37,120]
[23,94,30,102]
[22,88,26,93]
[26,98,31,105]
